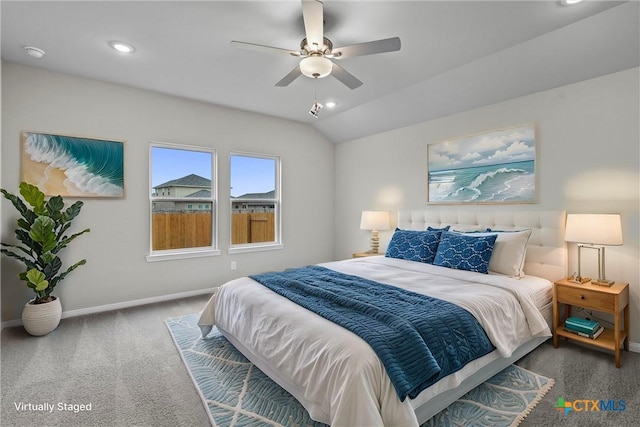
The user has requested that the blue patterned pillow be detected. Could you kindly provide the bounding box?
[385,228,442,263]
[427,225,450,232]
[433,231,497,274]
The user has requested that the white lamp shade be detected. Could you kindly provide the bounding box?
[300,56,332,78]
[565,214,623,245]
[360,211,390,231]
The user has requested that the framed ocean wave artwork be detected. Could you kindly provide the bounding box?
[427,124,536,204]
[21,131,125,198]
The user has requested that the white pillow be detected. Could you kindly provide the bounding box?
[455,229,532,277]
[450,225,486,232]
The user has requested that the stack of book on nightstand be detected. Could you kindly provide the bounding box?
[564,316,604,339]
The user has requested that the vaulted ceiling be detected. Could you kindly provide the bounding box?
[2,1,638,143]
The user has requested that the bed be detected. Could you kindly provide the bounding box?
[198,209,567,426]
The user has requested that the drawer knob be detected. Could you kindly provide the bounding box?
[581,295,585,300]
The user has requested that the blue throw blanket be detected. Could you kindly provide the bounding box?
[250,266,495,401]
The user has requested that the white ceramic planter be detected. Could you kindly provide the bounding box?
[22,297,62,336]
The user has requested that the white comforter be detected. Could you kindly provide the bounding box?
[198,256,551,427]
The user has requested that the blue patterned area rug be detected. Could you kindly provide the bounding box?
[166,313,554,427]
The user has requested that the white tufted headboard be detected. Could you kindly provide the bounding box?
[397,210,567,282]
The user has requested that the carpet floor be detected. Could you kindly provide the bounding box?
[166,313,554,427]
[2,293,638,426]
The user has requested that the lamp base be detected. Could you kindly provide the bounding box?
[591,278,615,287]
[568,276,591,284]
[369,230,380,254]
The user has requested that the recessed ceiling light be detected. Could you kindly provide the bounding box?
[325,101,336,108]
[560,0,584,5]
[24,46,45,59]
[108,41,135,54]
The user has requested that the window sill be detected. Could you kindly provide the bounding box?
[228,243,283,254]
[146,248,220,262]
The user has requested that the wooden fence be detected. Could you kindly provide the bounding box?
[152,212,275,250]
[152,212,212,250]
[231,212,275,244]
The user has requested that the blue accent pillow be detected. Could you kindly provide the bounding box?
[385,228,442,264]
[427,225,450,232]
[433,231,497,274]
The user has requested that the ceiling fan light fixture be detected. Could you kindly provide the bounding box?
[300,56,332,79]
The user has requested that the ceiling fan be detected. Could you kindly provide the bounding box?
[231,0,401,90]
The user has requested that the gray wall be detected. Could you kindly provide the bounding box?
[1,62,335,322]
[335,68,640,344]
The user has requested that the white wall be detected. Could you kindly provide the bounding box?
[335,68,640,344]
[1,62,335,322]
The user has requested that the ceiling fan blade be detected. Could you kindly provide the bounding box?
[231,40,300,57]
[330,62,362,90]
[333,37,401,59]
[275,66,302,87]
[302,0,324,52]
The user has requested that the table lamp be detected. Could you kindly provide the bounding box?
[564,213,623,286]
[360,211,390,254]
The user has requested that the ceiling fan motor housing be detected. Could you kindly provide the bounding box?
[300,37,334,56]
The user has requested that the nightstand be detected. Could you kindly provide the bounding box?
[552,278,629,367]
[352,252,384,258]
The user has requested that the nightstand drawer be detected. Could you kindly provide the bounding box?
[556,285,615,312]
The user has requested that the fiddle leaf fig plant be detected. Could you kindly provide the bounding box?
[1,182,90,304]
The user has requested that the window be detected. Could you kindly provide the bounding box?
[230,153,281,252]
[147,142,218,261]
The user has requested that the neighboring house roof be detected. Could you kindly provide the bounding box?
[155,174,211,189]
[186,190,211,198]
[232,190,275,200]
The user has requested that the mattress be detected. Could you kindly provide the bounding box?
[506,274,553,309]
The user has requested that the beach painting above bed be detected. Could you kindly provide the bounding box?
[21,131,125,198]
[427,124,536,204]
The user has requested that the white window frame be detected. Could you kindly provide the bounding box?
[146,141,219,262]
[229,152,282,254]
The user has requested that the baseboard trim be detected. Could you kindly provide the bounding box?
[1,288,216,330]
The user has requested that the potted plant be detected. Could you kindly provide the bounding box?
[1,182,90,336]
